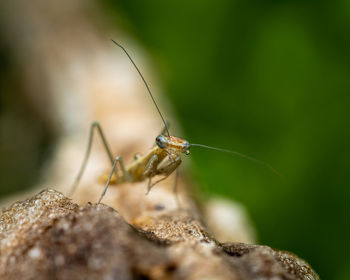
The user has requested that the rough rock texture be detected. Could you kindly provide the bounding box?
[0,189,319,280]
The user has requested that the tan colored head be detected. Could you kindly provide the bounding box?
[155,135,191,155]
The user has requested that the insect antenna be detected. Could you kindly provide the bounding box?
[190,143,283,179]
[112,39,170,137]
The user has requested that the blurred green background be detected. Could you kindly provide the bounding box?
[1,0,350,279]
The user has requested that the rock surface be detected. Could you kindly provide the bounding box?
[0,189,319,280]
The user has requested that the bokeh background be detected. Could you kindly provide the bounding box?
[1,0,350,279]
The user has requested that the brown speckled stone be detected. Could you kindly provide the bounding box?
[132,209,215,244]
[0,189,319,280]
[221,243,319,280]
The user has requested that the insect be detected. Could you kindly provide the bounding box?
[70,40,280,204]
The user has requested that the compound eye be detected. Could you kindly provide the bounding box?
[184,149,190,156]
[156,135,167,149]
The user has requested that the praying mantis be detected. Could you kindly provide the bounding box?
[70,40,280,204]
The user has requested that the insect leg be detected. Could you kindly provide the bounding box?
[146,175,168,195]
[146,173,172,194]
[173,168,181,206]
[146,177,152,195]
[143,154,159,194]
[68,121,127,196]
[146,157,182,194]
[98,155,125,204]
